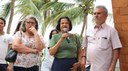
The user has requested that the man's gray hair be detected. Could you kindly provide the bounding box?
[95,5,108,15]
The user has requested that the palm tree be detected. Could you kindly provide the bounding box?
[7,0,15,34]
[0,0,14,34]
[78,0,95,36]
[15,0,51,35]
[0,0,95,36]
[0,1,11,19]
[15,0,95,36]
[42,0,95,36]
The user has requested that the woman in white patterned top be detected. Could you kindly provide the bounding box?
[12,16,45,71]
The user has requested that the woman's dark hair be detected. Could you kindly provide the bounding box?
[49,29,58,39]
[21,16,38,32]
[0,17,6,26]
[14,21,22,34]
[56,16,72,31]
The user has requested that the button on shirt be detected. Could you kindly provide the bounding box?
[83,23,122,71]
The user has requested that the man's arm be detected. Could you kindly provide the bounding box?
[7,63,13,71]
[108,48,120,71]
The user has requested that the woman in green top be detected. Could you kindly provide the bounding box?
[49,16,82,71]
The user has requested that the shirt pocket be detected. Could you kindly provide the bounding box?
[88,36,95,43]
[97,37,109,50]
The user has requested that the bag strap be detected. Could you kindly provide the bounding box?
[73,34,78,47]
[19,31,22,41]
[72,34,79,59]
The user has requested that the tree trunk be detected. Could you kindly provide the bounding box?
[80,13,88,37]
[7,0,15,34]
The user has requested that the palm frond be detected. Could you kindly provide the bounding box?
[40,1,75,12]
[0,2,11,18]
[16,0,44,26]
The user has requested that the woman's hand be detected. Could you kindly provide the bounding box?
[31,49,40,54]
[70,62,80,71]
[61,33,69,39]
[29,26,37,35]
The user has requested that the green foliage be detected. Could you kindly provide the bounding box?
[0,0,95,36]
[0,2,11,19]
[42,0,95,26]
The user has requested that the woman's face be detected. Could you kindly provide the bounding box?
[25,18,36,32]
[60,18,70,32]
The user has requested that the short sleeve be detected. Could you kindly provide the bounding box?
[72,34,81,48]
[76,35,81,48]
[14,31,22,41]
[110,29,122,49]
[6,34,14,44]
[48,35,56,48]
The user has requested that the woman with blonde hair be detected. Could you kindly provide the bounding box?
[12,16,45,71]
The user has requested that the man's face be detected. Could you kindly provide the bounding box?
[93,8,108,25]
[0,19,5,31]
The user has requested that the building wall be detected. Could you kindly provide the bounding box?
[112,0,128,71]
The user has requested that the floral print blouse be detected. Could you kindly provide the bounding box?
[14,31,42,68]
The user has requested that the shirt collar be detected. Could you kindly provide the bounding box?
[94,23,106,29]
